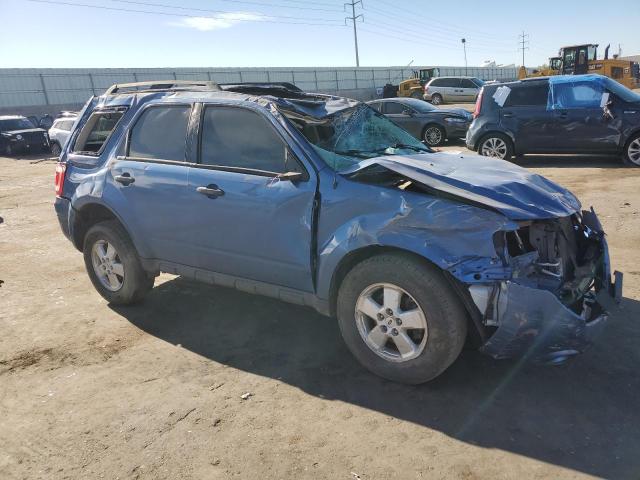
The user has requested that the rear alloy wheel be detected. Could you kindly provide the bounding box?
[423,125,446,147]
[624,134,640,167]
[83,220,154,304]
[50,142,62,156]
[479,134,513,160]
[431,93,443,105]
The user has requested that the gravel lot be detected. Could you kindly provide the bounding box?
[1,144,639,479]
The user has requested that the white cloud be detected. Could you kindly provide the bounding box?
[169,13,265,31]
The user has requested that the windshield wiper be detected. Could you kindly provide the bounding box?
[390,143,431,153]
[334,149,377,158]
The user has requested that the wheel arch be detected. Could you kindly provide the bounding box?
[71,202,133,253]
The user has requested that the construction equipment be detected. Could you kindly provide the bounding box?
[518,44,639,89]
[398,68,440,98]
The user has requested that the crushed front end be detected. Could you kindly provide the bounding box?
[465,208,622,363]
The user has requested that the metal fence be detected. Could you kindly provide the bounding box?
[0,66,519,109]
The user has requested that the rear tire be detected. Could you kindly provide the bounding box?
[410,91,423,100]
[83,220,153,305]
[431,93,443,105]
[423,124,446,147]
[3,144,13,156]
[336,253,468,384]
[623,133,640,167]
[478,133,514,160]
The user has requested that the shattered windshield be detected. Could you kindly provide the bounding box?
[287,104,431,171]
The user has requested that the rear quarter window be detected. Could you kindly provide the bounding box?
[504,84,549,107]
[72,110,125,155]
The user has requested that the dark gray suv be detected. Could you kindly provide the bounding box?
[466,74,640,166]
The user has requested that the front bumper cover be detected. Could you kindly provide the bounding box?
[480,275,621,362]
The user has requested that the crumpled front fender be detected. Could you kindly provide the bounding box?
[315,186,516,300]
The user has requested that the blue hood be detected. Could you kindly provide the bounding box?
[343,152,581,220]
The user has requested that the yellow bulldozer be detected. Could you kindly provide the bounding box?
[397,68,439,98]
[518,44,639,89]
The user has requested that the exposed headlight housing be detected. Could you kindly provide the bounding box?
[444,117,467,124]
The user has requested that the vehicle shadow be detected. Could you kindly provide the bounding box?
[113,277,640,479]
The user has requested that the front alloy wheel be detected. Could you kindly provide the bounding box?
[355,283,428,362]
[336,253,468,384]
[424,125,445,146]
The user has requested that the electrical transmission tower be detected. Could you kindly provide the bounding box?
[345,0,364,67]
[519,31,530,67]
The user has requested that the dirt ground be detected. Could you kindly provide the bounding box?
[1,145,640,480]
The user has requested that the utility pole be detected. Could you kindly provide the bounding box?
[518,31,529,67]
[345,0,363,67]
[461,38,467,75]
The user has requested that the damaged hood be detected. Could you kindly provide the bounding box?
[342,152,581,220]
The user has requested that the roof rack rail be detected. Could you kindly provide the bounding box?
[104,80,220,95]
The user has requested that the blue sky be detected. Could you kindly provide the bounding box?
[1,0,638,68]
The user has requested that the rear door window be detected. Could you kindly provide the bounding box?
[368,102,382,113]
[384,102,407,114]
[461,79,478,89]
[441,78,461,88]
[128,105,191,161]
[504,84,549,107]
[200,106,291,174]
[73,110,125,155]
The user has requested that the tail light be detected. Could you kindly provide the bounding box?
[54,162,66,197]
[424,85,429,94]
[473,88,484,118]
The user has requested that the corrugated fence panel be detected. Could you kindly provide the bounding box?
[0,66,520,109]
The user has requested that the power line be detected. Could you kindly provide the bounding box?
[112,0,341,21]
[344,0,363,67]
[115,0,339,14]
[519,31,530,67]
[371,0,512,42]
[24,0,346,26]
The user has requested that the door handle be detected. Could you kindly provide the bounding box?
[196,184,225,198]
[114,173,135,186]
[502,112,513,118]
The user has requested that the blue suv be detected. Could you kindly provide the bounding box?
[54,81,622,383]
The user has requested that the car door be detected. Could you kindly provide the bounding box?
[107,103,197,265]
[460,79,479,102]
[550,80,620,152]
[445,78,464,103]
[383,101,422,138]
[500,82,556,153]
[184,103,317,291]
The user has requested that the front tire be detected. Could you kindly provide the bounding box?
[479,133,514,160]
[337,253,468,384]
[423,124,446,147]
[83,220,153,305]
[623,133,640,167]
